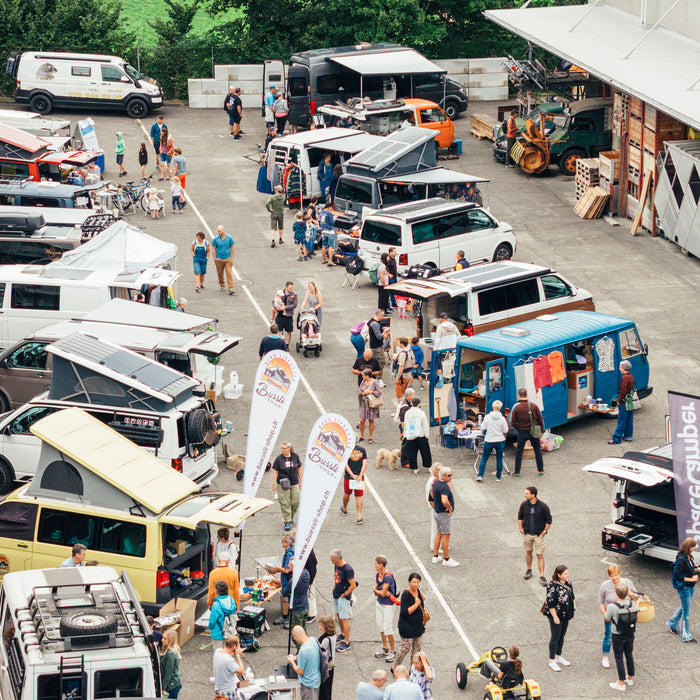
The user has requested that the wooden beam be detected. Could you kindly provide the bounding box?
[631,170,652,235]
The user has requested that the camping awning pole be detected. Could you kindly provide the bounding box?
[360,75,363,99]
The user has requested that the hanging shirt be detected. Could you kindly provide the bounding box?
[523,362,544,410]
[595,337,616,372]
[533,355,553,390]
[548,351,566,383]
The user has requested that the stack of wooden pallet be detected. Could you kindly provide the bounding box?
[574,186,609,219]
[575,158,600,200]
[470,113,495,141]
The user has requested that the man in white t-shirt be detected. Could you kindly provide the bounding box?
[213,636,245,697]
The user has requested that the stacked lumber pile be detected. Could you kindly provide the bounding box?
[574,186,609,219]
[575,158,600,200]
[470,113,495,141]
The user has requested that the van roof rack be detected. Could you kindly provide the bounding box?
[15,574,147,654]
[0,176,33,187]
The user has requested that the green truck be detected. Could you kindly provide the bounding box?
[493,97,613,175]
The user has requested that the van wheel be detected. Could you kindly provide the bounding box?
[60,610,118,643]
[30,94,52,115]
[444,100,459,120]
[187,408,217,446]
[492,243,513,261]
[0,458,15,495]
[126,98,148,119]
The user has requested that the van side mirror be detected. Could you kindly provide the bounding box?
[643,343,648,355]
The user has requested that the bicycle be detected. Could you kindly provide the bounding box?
[122,176,153,209]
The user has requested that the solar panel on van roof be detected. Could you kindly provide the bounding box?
[446,262,539,286]
[350,127,432,170]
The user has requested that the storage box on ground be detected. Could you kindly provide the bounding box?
[159,597,197,645]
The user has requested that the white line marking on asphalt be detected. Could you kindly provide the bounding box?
[192,195,478,660]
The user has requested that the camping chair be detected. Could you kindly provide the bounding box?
[471,434,510,475]
[342,255,363,290]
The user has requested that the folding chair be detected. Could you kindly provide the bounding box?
[342,255,363,290]
[472,435,510,475]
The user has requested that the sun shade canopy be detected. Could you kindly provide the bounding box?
[484,3,700,131]
[330,49,446,76]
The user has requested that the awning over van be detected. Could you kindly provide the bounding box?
[381,168,488,186]
[330,49,445,76]
[30,408,198,513]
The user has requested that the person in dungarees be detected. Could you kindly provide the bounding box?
[191,232,209,292]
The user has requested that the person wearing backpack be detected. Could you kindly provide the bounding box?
[373,555,398,663]
[208,580,237,651]
[605,583,638,691]
[598,566,639,669]
[317,616,336,700]
[667,537,699,642]
[403,398,432,474]
[394,337,414,400]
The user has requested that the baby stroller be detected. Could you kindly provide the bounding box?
[296,309,322,357]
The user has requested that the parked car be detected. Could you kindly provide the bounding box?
[358,198,515,273]
[387,261,595,338]
[6,51,164,118]
[0,332,224,491]
[0,565,162,700]
[0,407,271,613]
[584,443,678,562]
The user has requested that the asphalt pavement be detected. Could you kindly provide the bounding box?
[11,101,700,699]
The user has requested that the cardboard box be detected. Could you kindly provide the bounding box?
[159,597,197,646]
[206,388,217,403]
[168,539,187,556]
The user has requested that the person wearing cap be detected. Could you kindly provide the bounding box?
[264,85,276,134]
[609,360,636,445]
[266,185,286,247]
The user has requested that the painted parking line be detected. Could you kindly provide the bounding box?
[190,193,478,661]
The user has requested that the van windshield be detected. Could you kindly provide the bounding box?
[123,63,141,82]
[361,220,401,246]
[336,178,373,205]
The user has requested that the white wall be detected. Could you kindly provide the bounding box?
[187,58,509,109]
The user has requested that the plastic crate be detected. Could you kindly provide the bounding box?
[540,431,562,452]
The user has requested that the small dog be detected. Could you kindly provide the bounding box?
[376,448,401,471]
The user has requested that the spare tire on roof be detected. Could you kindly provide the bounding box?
[187,408,217,446]
[60,609,118,645]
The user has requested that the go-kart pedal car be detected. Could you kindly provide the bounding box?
[455,646,541,699]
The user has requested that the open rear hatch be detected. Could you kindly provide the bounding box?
[584,449,676,555]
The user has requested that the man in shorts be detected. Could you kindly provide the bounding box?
[276,281,298,346]
[224,87,243,139]
[266,185,285,247]
[330,549,356,652]
[319,203,335,265]
[431,466,459,567]
[372,556,397,663]
[517,486,552,586]
[340,444,367,524]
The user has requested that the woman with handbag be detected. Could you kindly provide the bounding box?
[609,360,636,445]
[358,369,382,444]
[273,92,289,135]
[667,537,699,642]
[272,442,303,530]
[392,572,426,674]
[545,564,576,672]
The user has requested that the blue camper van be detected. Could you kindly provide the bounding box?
[429,311,651,428]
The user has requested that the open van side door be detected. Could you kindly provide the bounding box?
[263,60,285,114]
[288,64,310,128]
[484,358,505,412]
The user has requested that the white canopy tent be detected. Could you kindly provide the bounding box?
[49,220,177,275]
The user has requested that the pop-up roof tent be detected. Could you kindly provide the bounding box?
[0,123,51,160]
[345,126,437,178]
[47,332,199,411]
[48,220,177,275]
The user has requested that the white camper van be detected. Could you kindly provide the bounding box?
[6,52,164,118]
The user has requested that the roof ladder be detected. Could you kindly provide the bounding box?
[59,654,86,699]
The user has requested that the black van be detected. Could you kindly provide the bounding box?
[287,44,468,128]
[0,179,99,208]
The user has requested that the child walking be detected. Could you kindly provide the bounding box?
[160,629,182,698]
[115,132,127,177]
[171,177,183,214]
[138,142,148,179]
[411,336,425,389]
[293,211,308,261]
